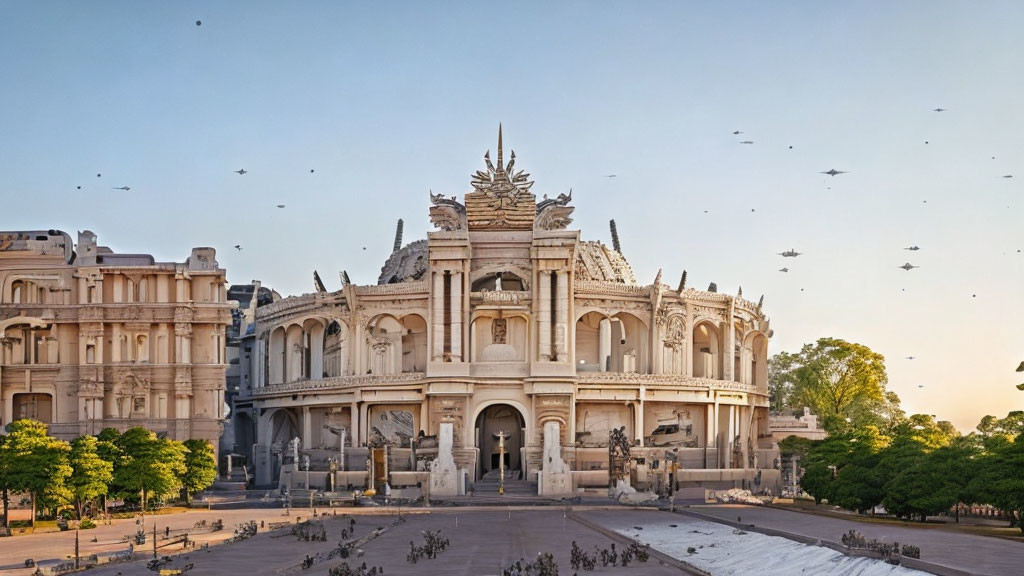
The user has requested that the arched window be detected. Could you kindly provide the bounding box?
[11,280,25,304]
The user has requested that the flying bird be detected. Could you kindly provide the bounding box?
[276,204,285,208]
[778,268,789,273]
[310,169,315,173]
[905,246,920,251]
[821,169,847,177]
[1002,175,1013,179]
[96,173,101,177]
[76,186,81,190]
[732,131,743,135]
[778,249,802,258]
[235,169,247,175]
[603,174,617,178]
[739,140,754,145]
[906,356,916,360]
[933,108,946,112]
[918,384,925,388]
[233,245,242,251]
[113,186,130,191]
[898,263,919,271]
[196,20,201,26]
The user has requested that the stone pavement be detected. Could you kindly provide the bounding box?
[686,504,1024,576]
[3,508,686,576]
[0,508,306,575]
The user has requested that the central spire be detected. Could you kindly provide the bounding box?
[496,123,504,175]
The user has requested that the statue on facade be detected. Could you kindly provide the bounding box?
[535,189,575,230]
[428,190,467,231]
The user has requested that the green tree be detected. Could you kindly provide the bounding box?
[68,436,114,519]
[3,420,72,527]
[770,338,898,431]
[0,433,11,528]
[115,428,186,511]
[768,351,799,412]
[969,431,1024,533]
[883,436,979,522]
[182,439,218,503]
[975,411,1024,442]
[94,428,126,504]
[828,426,890,513]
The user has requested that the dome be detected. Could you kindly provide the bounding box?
[377,240,428,285]
[575,241,636,284]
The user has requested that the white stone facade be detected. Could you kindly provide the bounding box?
[0,230,231,450]
[240,128,777,492]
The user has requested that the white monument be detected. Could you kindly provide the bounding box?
[429,422,462,497]
[538,421,572,496]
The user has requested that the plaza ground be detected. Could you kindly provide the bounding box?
[1,504,1023,575]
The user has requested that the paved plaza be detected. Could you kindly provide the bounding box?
[0,507,688,576]
[2,505,1024,575]
[685,505,1024,576]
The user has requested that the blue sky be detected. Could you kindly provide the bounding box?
[2,1,1022,431]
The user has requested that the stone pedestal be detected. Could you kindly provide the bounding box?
[538,421,571,496]
[429,422,462,497]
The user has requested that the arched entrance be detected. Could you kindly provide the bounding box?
[475,404,525,478]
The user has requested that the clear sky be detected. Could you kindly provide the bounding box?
[2,2,1021,431]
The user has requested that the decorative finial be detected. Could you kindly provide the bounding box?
[393,219,404,253]
[757,294,764,309]
[677,271,687,292]
[737,286,742,297]
[708,282,718,293]
[609,219,621,253]
[496,123,504,175]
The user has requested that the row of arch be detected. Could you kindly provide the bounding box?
[574,310,768,387]
[263,313,429,385]
[258,309,767,387]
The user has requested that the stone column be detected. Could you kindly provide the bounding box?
[598,318,611,372]
[555,270,569,361]
[634,396,645,447]
[723,321,734,382]
[450,271,462,362]
[419,402,429,436]
[739,406,749,469]
[431,271,444,360]
[538,271,551,361]
[302,406,312,448]
[111,325,122,362]
[725,405,736,469]
[350,401,360,446]
[469,320,477,363]
[706,404,715,447]
[684,317,694,378]
[311,328,324,380]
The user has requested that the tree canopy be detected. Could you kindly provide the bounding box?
[182,439,218,502]
[114,427,187,511]
[770,337,901,431]
[2,420,72,526]
[68,435,114,519]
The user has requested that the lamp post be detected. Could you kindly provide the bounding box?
[493,431,509,495]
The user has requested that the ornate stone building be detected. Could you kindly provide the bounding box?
[239,128,778,493]
[0,230,231,449]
